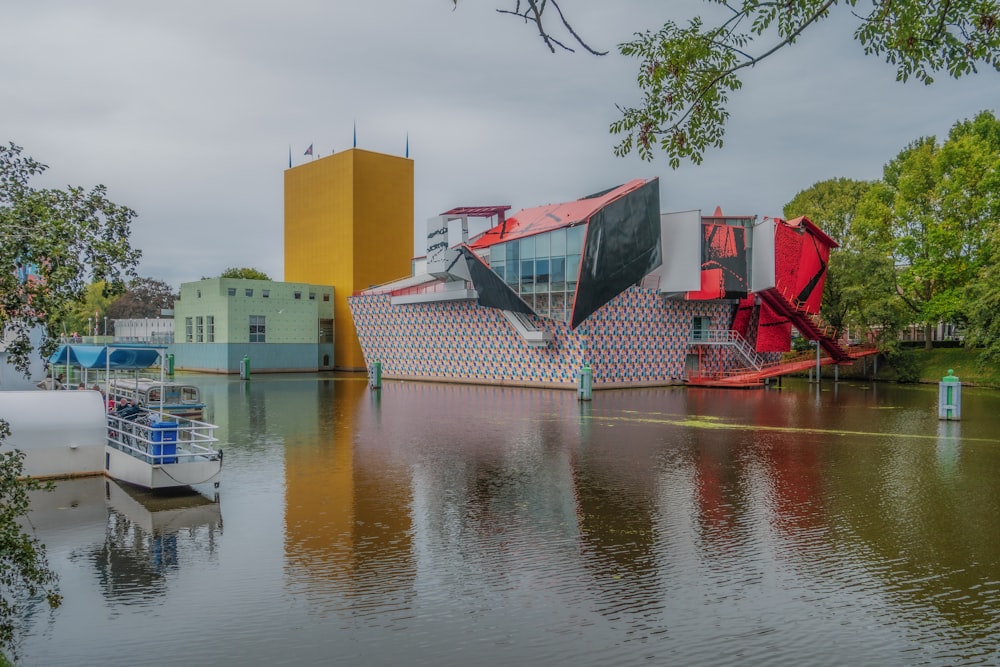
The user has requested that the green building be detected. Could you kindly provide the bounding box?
[170,278,335,373]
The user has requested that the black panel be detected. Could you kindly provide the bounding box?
[701,223,748,299]
[570,179,661,329]
[459,246,536,316]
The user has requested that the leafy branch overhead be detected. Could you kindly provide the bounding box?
[460,0,1000,167]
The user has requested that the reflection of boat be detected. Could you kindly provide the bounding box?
[105,479,222,535]
[1,344,223,491]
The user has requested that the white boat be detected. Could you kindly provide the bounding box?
[1,344,223,491]
[106,377,205,419]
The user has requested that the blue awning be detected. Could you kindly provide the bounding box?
[48,345,163,370]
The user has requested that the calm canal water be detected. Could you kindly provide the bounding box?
[17,375,1000,666]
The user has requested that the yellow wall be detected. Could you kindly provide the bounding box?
[284,149,413,370]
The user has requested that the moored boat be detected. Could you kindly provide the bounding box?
[1,344,223,491]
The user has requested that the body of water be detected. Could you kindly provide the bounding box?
[16,375,1000,665]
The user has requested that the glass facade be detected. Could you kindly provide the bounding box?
[487,224,586,322]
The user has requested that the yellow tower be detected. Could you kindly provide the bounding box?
[284,148,414,370]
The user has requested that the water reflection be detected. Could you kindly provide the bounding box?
[19,377,1000,666]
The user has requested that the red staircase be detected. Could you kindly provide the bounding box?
[758,287,852,364]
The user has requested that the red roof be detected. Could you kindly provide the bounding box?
[779,216,840,249]
[468,179,653,249]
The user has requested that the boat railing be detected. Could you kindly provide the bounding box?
[107,409,221,465]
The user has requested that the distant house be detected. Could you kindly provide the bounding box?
[170,277,334,374]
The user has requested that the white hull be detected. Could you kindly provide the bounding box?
[105,446,222,490]
[1,390,223,491]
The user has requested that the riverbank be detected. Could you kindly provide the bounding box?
[810,347,1000,387]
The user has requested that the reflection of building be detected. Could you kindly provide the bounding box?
[348,179,839,388]
[170,277,334,373]
[284,149,414,371]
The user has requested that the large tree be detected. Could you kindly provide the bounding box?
[854,111,1000,349]
[106,277,177,322]
[471,1,1000,166]
[0,142,141,371]
[0,142,140,656]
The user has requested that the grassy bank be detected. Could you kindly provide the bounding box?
[813,347,1000,387]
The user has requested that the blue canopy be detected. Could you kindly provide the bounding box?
[48,344,164,370]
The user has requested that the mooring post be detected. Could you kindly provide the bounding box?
[938,369,961,420]
[577,364,592,401]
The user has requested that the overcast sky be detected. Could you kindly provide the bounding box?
[5,1,996,290]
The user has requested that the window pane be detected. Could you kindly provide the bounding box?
[534,292,550,318]
[534,232,550,258]
[566,254,580,283]
[227,287,236,296]
[535,258,550,291]
[550,228,566,255]
[493,264,505,282]
[520,259,535,293]
[491,242,506,266]
[245,288,253,297]
[550,256,566,291]
[505,260,518,285]
[520,236,535,260]
[507,241,519,263]
[567,225,585,255]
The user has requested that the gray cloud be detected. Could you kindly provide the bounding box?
[4,1,995,289]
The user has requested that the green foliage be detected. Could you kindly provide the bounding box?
[0,441,61,659]
[217,267,271,281]
[0,142,141,373]
[878,348,921,383]
[784,178,875,334]
[613,0,1000,166]
[476,1,1000,166]
[54,281,117,338]
[106,277,177,322]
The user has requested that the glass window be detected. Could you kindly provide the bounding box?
[262,290,270,298]
[184,317,193,343]
[550,228,566,255]
[294,291,302,300]
[535,258,550,291]
[245,288,253,297]
[520,259,535,293]
[505,260,518,286]
[535,232,550,259]
[309,292,316,300]
[207,315,215,343]
[249,315,266,343]
[323,293,330,302]
[534,292,550,318]
[567,225,586,255]
[507,241,519,263]
[196,289,201,298]
[520,236,535,260]
[551,256,566,291]
[227,287,236,297]
[567,254,580,289]
[491,242,506,266]
[196,316,203,343]
[493,264,505,282]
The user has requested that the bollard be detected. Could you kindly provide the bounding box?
[938,369,961,420]
[167,353,175,377]
[240,355,251,380]
[370,360,382,390]
[577,364,593,401]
